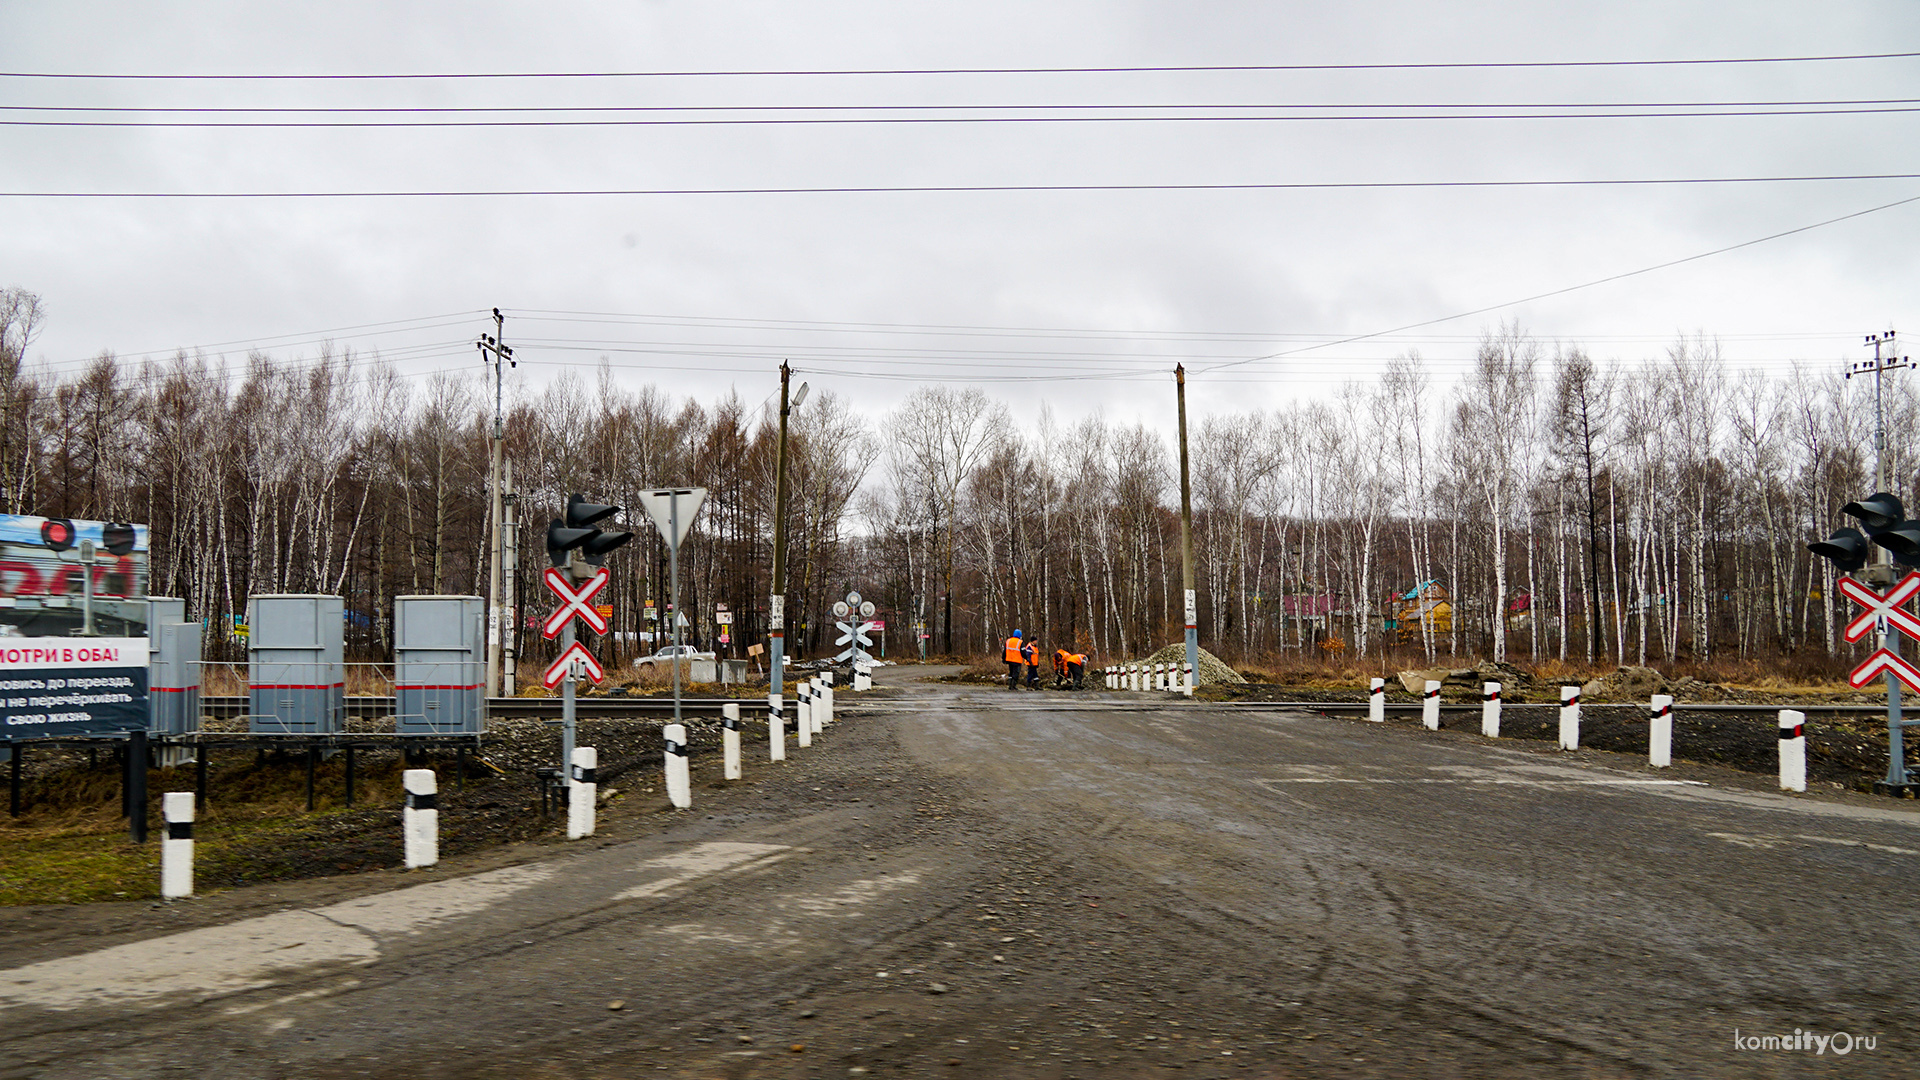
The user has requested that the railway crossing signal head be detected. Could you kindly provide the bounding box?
[1844,492,1906,532]
[102,522,137,557]
[39,518,74,552]
[1809,527,1871,573]
[546,493,634,569]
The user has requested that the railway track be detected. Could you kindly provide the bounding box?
[197,694,773,721]
[191,694,1888,722]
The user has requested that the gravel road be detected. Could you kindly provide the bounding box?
[2,665,1917,1078]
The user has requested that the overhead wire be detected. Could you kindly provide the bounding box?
[5,50,1916,80]
[10,173,1920,198]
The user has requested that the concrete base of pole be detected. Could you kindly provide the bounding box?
[568,747,597,837]
[1650,694,1674,768]
[161,791,194,899]
[663,726,690,809]
[1481,682,1501,738]
[768,692,786,761]
[1559,687,1581,751]
[722,702,742,780]
[1422,680,1441,730]
[403,769,437,868]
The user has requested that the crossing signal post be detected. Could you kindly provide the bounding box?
[543,494,633,786]
[1812,491,1920,794]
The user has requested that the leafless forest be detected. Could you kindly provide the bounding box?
[1,289,1903,673]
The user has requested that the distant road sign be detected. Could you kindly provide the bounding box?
[1839,573,1920,643]
[542,566,609,639]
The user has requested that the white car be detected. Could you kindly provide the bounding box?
[632,644,716,670]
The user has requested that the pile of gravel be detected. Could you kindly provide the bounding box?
[1140,644,1246,686]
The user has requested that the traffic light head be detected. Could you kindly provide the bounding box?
[566,494,619,529]
[547,495,634,569]
[102,522,136,557]
[1809,526,1871,573]
[1844,492,1906,533]
[1874,521,1920,565]
[39,518,74,552]
[546,519,596,566]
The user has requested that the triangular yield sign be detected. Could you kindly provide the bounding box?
[634,487,707,548]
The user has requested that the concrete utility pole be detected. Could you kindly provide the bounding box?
[477,309,514,698]
[1176,365,1198,693]
[502,457,518,695]
[770,364,808,709]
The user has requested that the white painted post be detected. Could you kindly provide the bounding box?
[722,702,742,780]
[161,791,194,899]
[1159,662,1170,691]
[1559,685,1581,750]
[1649,694,1673,768]
[568,746,598,836]
[1104,666,1112,689]
[768,691,786,761]
[662,726,691,809]
[1422,680,1441,730]
[1368,677,1385,723]
[820,672,834,727]
[1779,709,1807,792]
[1481,682,1501,738]
[403,768,438,868]
[855,662,872,691]
[1184,658,1195,696]
[796,680,813,747]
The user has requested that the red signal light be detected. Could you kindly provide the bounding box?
[40,519,74,551]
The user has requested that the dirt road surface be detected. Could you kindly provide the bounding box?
[3,665,1917,1078]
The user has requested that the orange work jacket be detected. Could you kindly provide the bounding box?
[1004,636,1025,663]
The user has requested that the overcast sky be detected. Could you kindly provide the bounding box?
[6,2,1920,435]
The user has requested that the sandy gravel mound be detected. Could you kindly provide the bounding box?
[1140,644,1246,685]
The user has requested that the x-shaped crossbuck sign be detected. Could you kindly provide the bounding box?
[1838,572,1920,643]
[542,565,610,639]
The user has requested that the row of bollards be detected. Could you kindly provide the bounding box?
[1369,676,1810,792]
[159,671,858,900]
[1101,662,1195,695]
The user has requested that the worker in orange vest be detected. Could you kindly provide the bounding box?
[1003,630,1026,690]
[1022,637,1040,689]
[1052,648,1071,687]
[1066,651,1087,689]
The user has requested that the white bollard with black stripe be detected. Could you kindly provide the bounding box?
[820,671,834,727]
[1183,658,1195,696]
[161,791,194,899]
[403,768,438,867]
[663,724,691,809]
[1649,694,1674,768]
[568,746,598,837]
[768,691,786,761]
[1559,686,1581,750]
[1482,682,1502,738]
[722,702,742,780]
[1779,709,1807,792]
[1368,677,1385,722]
[796,680,813,747]
[855,661,872,691]
[1422,680,1442,729]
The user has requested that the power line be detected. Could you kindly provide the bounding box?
[13,105,1920,128]
[12,98,1920,115]
[9,173,1920,198]
[1201,191,1920,374]
[5,50,1916,80]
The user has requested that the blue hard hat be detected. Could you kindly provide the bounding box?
[1013,630,1022,637]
